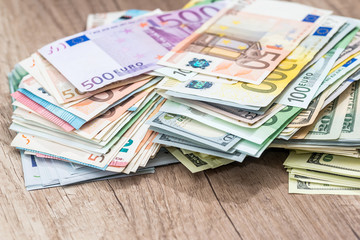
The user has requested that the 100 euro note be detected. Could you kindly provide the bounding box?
[38,3,224,92]
[159,0,331,84]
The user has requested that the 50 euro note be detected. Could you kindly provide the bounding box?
[156,16,345,108]
[38,3,224,92]
[159,1,331,84]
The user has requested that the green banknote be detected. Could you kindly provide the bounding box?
[148,111,241,151]
[289,168,360,188]
[160,100,301,145]
[284,151,360,178]
[289,177,360,195]
[167,147,233,173]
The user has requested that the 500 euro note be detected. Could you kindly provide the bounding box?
[159,0,331,84]
[38,3,224,92]
[19,53,152,105]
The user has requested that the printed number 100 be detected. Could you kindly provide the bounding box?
[287,86,311,103]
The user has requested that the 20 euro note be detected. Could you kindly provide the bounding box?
[38,3,224,92]
[159,1,331,84]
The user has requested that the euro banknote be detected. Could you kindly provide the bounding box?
[276,30,356,108]
[159,1,331,84]
[38,3,224,92]
[19,54,152,105]
[335,27,360,66]
[304,19,357,69]
[155,15,344,108]
[15,76,158,129]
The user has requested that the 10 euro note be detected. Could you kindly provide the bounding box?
[38,3,224,92]
[159,0,330,84]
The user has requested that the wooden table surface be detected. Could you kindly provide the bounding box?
[1,0,360,239]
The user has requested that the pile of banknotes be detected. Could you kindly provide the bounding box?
[8,0,360,194]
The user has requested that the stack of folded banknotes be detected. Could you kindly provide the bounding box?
[8,0,360,194]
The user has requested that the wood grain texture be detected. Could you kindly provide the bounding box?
[1,0,360,239]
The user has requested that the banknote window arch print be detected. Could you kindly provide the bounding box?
[184,32,265,69]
